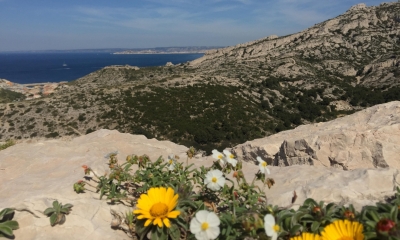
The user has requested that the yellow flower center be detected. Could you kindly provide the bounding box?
[230,154,234,159]
[201,222,209,230]
[169,159,173,164]
[218,154,223,159]
[338,237,353,240]
[262,162,267,167]
[149,202,169,217]
[273,224,280,232]
[212,177,217,183]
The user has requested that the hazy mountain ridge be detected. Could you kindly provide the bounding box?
[0,2,399,152]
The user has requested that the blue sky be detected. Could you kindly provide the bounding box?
[0,0,389,51]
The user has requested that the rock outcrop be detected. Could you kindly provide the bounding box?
[232,101,400,170]
[0,79,66,100]
[1,128,399,239]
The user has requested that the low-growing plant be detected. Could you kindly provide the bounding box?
[75,149,400,240]
[0,208,19,238]
[44,200,73,226]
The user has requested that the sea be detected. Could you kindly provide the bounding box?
[0,52,204,84]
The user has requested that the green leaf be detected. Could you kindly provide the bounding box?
[0,208,14,221]
[63,204,73,209]
[325,203,337,215]
[50,213,58,226]
[136,219,151,240]
[289,224,302,236]
[0,220,19,230]
[168,224,180,240]
[303,198,318,207]
[44,207,56,216]
[310,221,320,233]
[390,205,398,222]
[60,208,71,214]
[368,210,380,222]
[0,225,13,237]
[52,200,60,209]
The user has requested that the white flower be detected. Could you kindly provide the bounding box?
[190,210,220,240]
[223,149,237,167]
[212,149,225,164]
[167,154,176,171]
[264,214,279,240]
[257,157,270,174]
[204,170,225,191]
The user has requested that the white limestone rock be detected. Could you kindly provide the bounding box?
[232,101,400,170]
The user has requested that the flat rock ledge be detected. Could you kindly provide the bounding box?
[0,127,399,238]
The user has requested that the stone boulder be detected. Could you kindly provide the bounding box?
[232,101,400,170]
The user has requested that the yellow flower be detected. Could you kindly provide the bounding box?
[291,232,321,240]
[133,187,180,228]
[321,219,364,240]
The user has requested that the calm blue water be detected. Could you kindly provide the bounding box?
[0,53,203,84]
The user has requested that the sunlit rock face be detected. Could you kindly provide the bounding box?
[232,101,400,170]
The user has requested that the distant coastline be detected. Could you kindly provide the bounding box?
[113,46,223,55]
[0,52,204,84]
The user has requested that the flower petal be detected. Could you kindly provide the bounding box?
[195,210,210,223]
[144,219,152,227]
[190,218,201,234]
[223,149,231,156]
[216,176,225,187]
[206,226,220,240]
[163,218,171,228]
[153,217,163,227]
[167,210,180,219]
[264,214,275,236]
[165,187,174,203]
[206,212,220,227]
[211,169,223,178]
[195,231,209,240]
[207,182,220,191]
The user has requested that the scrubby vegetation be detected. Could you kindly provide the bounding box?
[0,89,25,103]
[72,151,400,239]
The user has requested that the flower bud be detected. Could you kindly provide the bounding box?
[234,191,239,199]
[312,206,321,214]
[343,210,355,220]
[376,219,396,232]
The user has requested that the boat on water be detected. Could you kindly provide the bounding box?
[62,62,67,67]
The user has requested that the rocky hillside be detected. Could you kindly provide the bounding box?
[0,2,399,153]
[191,3,400,88]
[2,103,400,238]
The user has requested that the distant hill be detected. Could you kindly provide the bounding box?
[0,2,399,153]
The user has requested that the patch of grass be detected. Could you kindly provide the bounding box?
[0,139,15,151]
